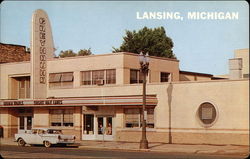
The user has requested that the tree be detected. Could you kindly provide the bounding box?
[113,26,176,59]
[78,48,92,56]
[58,50,77,58]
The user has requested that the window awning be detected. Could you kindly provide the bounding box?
[0,95,158,108]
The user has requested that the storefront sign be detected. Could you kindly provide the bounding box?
[3,100,63,106]
[39,17,46,84]
[0,95,158,107]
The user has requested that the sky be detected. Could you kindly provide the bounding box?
[0,1,249,75]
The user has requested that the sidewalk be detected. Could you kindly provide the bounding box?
[0,138,249,157]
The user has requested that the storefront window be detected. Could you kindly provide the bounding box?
[50,109,74,127]
[124,108,154,128]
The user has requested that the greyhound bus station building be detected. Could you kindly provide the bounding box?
[0,9,249,146]
[0,44,249,145]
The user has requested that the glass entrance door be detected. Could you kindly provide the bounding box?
[18,116,32,133]
[82,114,114,141]
[82,114,95,140]
[97,116,113,141]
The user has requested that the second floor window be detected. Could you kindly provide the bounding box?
[106,69,116,84]
[82,71,91,85]
[49,72,74,89]
[130,69,143,84]
[81,69,116,85]
[10,76,30,99]
[92,70,105,85]
[161,72,171,82]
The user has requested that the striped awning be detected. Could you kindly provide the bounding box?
[0,95,158,108]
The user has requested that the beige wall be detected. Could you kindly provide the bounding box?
[0,62,30,99]
[0,108,18,138]
[170,79,249,145]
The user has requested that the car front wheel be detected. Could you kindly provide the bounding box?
[18,138,26,146]
[44,141,51,148]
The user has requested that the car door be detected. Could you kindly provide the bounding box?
[35,129,45,144]
[26,129,38,144]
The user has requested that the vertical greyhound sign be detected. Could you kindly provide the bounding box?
[30,9,55,98]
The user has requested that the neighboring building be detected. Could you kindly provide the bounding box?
[214,48,249,80]
[0,43,30,63]
[179,71,213,81]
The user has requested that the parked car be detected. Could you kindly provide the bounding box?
[15,128,76,147]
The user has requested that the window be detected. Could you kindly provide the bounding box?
[125,108,140,128]
[124,108,154,128]
[161,72,170,82]
[243,74,249,79]
[50,109,74,127]
[83,114,94,135]
[92,70,104,85]
[197,102,217,126]
[106,69,116,84]
[81,69,116,86]
[82,71,91,85]
[130,69,143,84]
[11,76,31,99]
[49,72,73,89]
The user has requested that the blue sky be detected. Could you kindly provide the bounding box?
[0,1,249,75]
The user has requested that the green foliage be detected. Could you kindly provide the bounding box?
[78,48,92,56]
[58,50,77,58]
[58,48,93,58]
[113,26,176,59]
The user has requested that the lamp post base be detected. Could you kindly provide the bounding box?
[139,139,149,149]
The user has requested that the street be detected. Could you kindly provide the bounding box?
[0,145,246,159]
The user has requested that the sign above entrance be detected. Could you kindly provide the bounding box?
[0,95,157,107]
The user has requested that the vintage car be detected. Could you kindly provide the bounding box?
[15,128,76,147]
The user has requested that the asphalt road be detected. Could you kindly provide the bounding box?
[0,145,246,159]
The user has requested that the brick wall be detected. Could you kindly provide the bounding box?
[0,43,30,63]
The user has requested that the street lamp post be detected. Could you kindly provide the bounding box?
[139,52,149,149]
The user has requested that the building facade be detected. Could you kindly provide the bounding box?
[0,9,248,146]
[0,50,249,145]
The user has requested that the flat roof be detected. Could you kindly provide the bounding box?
[180,70,213,77]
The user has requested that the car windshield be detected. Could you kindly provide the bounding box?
[47,129,62,134]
